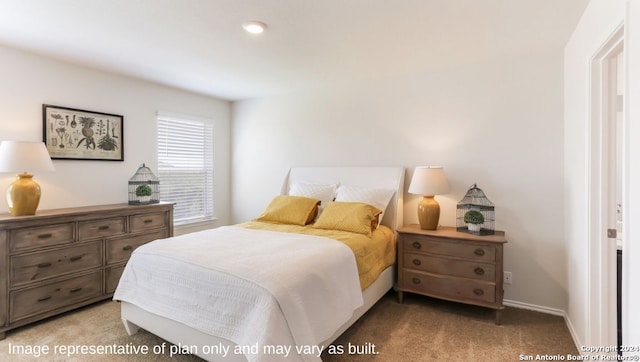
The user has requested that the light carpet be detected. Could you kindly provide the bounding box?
[0,292,578,361]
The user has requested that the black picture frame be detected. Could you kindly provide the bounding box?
[43,104,124,161]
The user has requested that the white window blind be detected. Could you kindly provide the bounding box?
[157,112,214,225]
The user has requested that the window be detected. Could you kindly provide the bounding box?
[157,112,214,225]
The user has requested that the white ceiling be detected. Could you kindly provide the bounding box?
[0,0,589,101]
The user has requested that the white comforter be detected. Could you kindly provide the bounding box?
[113,225,363,361]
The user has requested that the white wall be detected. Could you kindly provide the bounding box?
[232,48,568,309]
[564,0,640,350]
[0,45,232,229]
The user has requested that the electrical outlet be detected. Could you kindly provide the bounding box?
[503,271,513,285]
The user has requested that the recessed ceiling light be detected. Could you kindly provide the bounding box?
[242,21,267,34]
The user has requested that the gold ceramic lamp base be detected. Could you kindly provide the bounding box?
[6,173,42,216]
[417,195,440,230]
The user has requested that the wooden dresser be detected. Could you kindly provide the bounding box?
[396,225,507,324]
[0,202,173,339]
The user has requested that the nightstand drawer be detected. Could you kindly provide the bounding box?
[402,270,496,304]
[403,252,495,282]
[9,271,102,322]
[130,212,168,232]
[106,229,167,264]
[10,223,74,252]
[11,241,102,286]
[403,235,496,262]
[78,217,126,240]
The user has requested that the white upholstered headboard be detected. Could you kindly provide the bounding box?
[282,166,405,231]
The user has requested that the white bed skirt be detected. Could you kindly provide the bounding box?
[120,265,395,361]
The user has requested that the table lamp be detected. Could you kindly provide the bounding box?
[0,141,55,216]
[408,166,450,230]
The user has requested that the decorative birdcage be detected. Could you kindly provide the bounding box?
[128,163,159,205]
[456,183,495,235]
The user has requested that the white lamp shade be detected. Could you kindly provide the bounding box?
[408,166,450,196]
[0,141,55,173]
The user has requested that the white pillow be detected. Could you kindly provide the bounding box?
[288,182,337,210]
[334,185,395,225]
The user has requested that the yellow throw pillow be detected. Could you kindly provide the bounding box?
[313,202,382,236]
[255,195,321,225]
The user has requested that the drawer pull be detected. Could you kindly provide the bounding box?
[474,267,485,276]
[37,262,52,268]
[411,278,421,285]
[37,233,53,239]
[412,258,422,266]
[122,245,133,251]
[98,225,110,230]
[473,288,484,296]
[69,255,83,262]
[474,248,485,256]
[37,296,52,302]
[412,241,421,249]
[143,219,153,224]
[70,287,83,293]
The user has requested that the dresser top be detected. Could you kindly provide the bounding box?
[398,224,507,243]
[0,202,174,223]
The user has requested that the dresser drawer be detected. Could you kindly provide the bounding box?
[403,235,496,262]
[9,271,102,322]
[11,241,102,286]
[130,212,168,233]
[10,223,74,252]
[78,217,126,240]
[105,265,125,294]
[403,253,495,282]
[402,270,495,304]
[106,229,167,264]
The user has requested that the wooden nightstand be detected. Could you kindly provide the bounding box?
[396,225,507,324]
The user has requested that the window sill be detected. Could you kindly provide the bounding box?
[174,218,220,236]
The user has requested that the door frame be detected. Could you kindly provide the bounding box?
[588,24,624,348]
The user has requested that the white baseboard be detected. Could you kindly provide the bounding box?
[563,314,584,355]
[503,299,565,316]
[504,299,584,355]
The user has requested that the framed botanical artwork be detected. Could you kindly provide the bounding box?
[43,104,124,161]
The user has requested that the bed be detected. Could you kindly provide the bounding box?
[114,166,405,361]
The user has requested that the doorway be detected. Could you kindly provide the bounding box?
[589,25,624,350]
[608,47,624,352]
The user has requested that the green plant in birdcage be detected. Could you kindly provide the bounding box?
[463,210,484,232]
[463,210,484,225]
[135,184,153,197]
[129,163,160,205]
